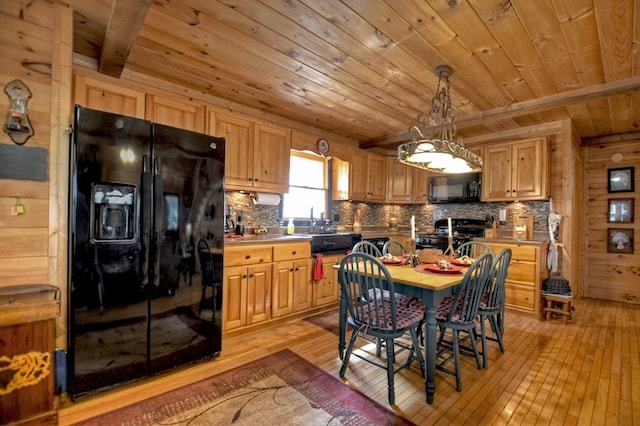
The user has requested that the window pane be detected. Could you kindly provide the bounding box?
[289,155,324,189]
[282,151,327,219]
[282,187,325,219]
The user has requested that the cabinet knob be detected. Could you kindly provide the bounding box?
[289,268,294,272]
[292,251,297,255]
[242,274,247,278]
[245,255,251,259]
[295,267,299,271]
[249,273,254,278]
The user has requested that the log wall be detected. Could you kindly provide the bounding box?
[583,140,640,303]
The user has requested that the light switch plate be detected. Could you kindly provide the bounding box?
[499,209,507,225]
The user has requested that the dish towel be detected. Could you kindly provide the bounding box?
[313,253,324,280]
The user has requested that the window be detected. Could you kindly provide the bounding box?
[282,150,327,220]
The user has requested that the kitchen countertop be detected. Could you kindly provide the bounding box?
[224,234,312,245]
[475,237,550,246]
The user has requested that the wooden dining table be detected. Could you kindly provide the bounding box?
[334,260,466,404]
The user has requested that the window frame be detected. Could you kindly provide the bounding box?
[281,150,328,220]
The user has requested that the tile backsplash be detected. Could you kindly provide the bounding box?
[226,191,551,234]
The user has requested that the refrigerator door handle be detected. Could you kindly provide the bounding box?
[151,158,163,287]
[141,155,152,287]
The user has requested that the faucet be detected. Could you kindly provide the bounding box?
[309,207,316,234]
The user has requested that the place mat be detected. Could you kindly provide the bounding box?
[415,264,463,274]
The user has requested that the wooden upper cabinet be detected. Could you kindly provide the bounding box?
[208,110,291,193]
[411,167,429,203]
[145,94,205,133]
[348,149,369,200]
[349,149,387,202]
[210,112,253,189]
[386,158,412,204]
[482,137,550,201]
[73,74,145,118]
[253,123,291,193]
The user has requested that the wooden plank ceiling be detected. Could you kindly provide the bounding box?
[62,0,640,150]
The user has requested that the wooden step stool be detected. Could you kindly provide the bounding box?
[541,293,573,324]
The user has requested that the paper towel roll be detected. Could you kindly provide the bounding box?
[253,192,281,206]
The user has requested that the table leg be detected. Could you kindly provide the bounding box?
[338,289,347,360]
[424,303,437,404]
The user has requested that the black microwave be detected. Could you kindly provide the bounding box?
[428,172,481,203]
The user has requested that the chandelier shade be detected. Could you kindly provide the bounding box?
[398,65,482,174]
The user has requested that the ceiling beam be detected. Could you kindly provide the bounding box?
[361,75,640,149]
[98,0,153,78]
[582,131,640,146]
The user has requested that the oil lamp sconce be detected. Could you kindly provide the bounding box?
[3,79,34,145]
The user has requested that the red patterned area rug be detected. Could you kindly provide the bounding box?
[78,349,414,425]
[303,308,340,335]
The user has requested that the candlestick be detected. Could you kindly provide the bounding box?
[448,217,452,237]
[410,215,415,240]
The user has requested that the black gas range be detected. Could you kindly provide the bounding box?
[416,218,486,251]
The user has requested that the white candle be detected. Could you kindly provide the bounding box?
[448,217,452,237]
[410,215,415,240]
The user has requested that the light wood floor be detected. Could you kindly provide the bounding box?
[58,298,640,425]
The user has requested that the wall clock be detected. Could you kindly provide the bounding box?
[316,138,329,156]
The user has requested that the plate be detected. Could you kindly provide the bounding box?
[450,258,473,267]
[379,255,408,265]
[417,264,463,274]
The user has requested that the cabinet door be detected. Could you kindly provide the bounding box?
[253,123,291,193]
[292,259,312,312]
[349,149,369,200]
[411,167,429,203]
[222,266,247,331]
[272,261,294,317]
[246,263,272,325]
[210,111,254,190]
[74,74,145,118]
[511,139,544,198]
[483,144,512,200]
[368,154,387,202]
[313,255,340,306]
[386,158,411,203]
[145,94,205,132]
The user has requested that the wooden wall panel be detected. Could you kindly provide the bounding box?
[0,3,55,290]
[583,139,640,303]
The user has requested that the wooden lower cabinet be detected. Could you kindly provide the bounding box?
[225,242,319,331]
[223,245,273,331]
[272,242,312,318]
[484,240,549,315]
[312,254,341,306]
[272,259,312,317]
[223,263,272,331]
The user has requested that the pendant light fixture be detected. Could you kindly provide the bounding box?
[397,65,482,174]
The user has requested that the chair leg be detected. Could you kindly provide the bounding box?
[199,284,206,315]
[409,327,425,377]
[452,330,462,392]
[489,314,505,353]
[468,330,482,370]
[385,338,395,405]
[339,330,359,378]
[480,316,488,369]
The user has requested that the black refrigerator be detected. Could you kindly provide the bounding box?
[68,106,225,398]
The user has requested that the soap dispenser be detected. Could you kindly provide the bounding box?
[286,218,295,235]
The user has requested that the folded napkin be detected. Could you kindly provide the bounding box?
[313,253,324,280]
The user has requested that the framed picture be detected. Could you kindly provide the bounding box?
[608,198,634,223]
[608,167,635,193]
[607,228,634,254]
